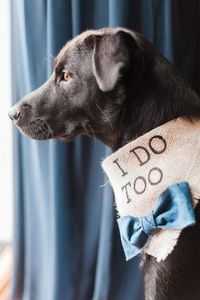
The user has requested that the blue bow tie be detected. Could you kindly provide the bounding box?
[117,182,196,261]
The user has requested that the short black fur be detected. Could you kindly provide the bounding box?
[9,28,200,300]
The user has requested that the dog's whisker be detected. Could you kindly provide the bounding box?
[95,103,113,130]
[83,124,89,135]
[85,124,97,149]
[44,54,55,63]
[99,180,109,188]
[40,120,53,138]
[45,123,53,138]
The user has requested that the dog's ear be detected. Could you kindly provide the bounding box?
[90,31,134,92]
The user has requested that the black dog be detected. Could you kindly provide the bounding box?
[9,28,200,300]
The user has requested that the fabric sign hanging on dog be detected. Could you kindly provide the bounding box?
[102,118,200,262]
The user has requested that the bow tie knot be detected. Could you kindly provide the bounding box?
[118,182,196,261]
[140,212,157,236]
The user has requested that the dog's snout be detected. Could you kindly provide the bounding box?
[8,102,32,122]
[8,109,21,121]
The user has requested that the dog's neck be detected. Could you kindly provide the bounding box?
[111,56,200,151]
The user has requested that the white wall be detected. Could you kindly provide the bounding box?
[0,0,13,242]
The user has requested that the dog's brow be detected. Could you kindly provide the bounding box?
[54,54,67,73]
[55,63,64,76]
[54,57,64,74]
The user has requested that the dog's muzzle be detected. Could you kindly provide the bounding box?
[8,102,32,122]
[8,103,53,140]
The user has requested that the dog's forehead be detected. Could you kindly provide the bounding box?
[54,29,106,68]
[54,27,136,69]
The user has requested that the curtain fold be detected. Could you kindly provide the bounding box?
[11,1,199,299]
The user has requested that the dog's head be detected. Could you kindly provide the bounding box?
[9,28,146,148]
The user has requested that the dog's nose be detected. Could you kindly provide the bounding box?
[8,109,21,121]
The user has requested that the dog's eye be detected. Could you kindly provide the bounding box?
[61,72,74,82]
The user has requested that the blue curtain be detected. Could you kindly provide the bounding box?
[11,1,199,300]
